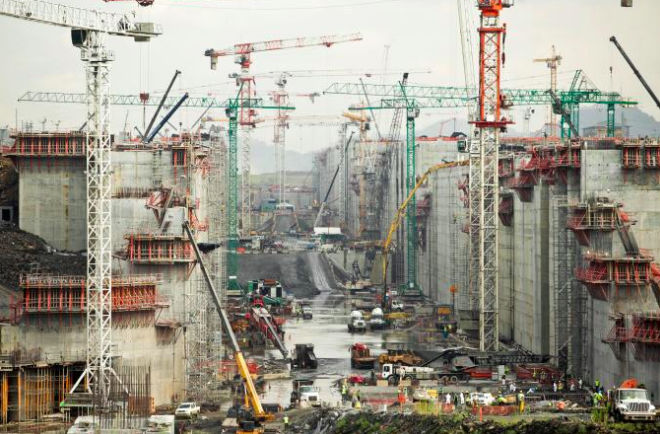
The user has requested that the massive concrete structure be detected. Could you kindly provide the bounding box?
[316,133,660,399]
[0,130,227,421]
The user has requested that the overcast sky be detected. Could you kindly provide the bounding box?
[0,0,658,152]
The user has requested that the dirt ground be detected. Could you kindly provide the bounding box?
[238,252,336,299]
[0,225,86,289]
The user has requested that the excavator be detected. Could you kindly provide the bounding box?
[381,160,469,308]
[183,222,272,434]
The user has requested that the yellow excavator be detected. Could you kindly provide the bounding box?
[381,160,469,302]
[183,222,272,434]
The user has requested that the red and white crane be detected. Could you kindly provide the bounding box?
[204,33,362,232]
[472,0,512,352]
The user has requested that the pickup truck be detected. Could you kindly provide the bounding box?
[175,402,200,419]
[610,388,656,422]
[302,306,313,320]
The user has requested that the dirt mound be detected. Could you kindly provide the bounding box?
[0,225,86,288]
[0,157,17,207]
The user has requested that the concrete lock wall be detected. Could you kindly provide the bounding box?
[18,159,86,252]
[579,148,660,399]
[9,146,217,405]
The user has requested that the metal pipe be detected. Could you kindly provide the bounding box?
[610,36,660,111]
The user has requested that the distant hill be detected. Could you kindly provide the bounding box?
[418,107,660,138]
[250,139,315,174]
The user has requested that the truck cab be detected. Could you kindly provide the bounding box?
[611,388,656,422]
[298,385,321,407]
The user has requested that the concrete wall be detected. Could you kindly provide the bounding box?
[580,148,660,399]
[10,144,220,405]
[18,159,86,251]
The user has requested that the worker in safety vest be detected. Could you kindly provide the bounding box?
[283,415,289,430]
[517,391,525,414]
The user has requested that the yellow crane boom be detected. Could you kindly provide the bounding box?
[182,222,268,423]
[381,160,469,286]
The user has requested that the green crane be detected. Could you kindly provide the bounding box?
[324,79,636,295]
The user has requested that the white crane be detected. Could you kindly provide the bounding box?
[0,0,161,411]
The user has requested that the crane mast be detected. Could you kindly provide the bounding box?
[0,0,161,414]
[473,0,511,352]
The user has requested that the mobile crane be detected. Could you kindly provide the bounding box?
[183,222,271,434]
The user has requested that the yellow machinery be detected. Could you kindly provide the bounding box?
[381,160,469,294]
[183,222,271,434]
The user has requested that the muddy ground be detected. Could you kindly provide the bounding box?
[237,252,336,299]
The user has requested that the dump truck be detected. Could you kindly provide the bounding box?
[291,344,318,369]
[350,343,377,369]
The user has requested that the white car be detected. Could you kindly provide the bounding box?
[470,392,495,406]
[175,402,200,418]
[412,389,436,402]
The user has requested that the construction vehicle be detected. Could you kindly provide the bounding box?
[245,279,285,306]
[183,222,271,434]
[610,36,660,114]
[350,343,377,369]
[378,344,422,367]
[290,344,318,370]
[369,307,385,330]
[381,364,466,384]
[348,310,367,333]
[247,307,288,359]
[610,380,656,422]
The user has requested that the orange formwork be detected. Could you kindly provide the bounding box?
[16,274,168,317]
[126,234,195,264]
[2,132,86,157]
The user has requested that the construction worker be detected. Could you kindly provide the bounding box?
[553,381,558,393]
[283,415,290,430]
[341,382,348,403]
[578,378,583,390]
[517,390,525,414]
[595,379,601,393]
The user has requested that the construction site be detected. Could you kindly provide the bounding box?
[0,0,659,433]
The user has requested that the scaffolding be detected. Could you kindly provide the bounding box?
[576,252,652,301]
[13,274,168,327]
[3,132,86,157]
[125,234,194,264]
[629,313,660,362]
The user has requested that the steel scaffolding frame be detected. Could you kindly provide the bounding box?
[553,195,575,374]
[473,2,509,351]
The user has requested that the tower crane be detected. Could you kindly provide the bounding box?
[534,46,563,137]
[473,0,512,352]
[0,0,161,411]
[204,33,362,235]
